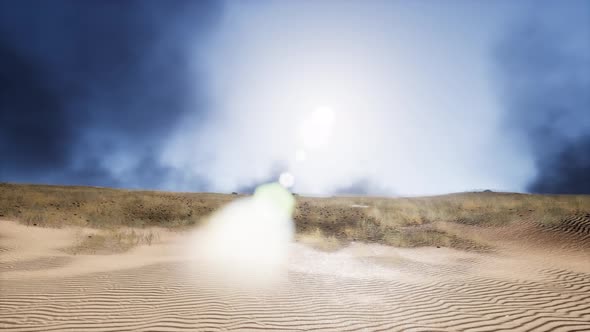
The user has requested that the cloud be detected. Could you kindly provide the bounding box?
[495,0,590,194]
[1,1,587,195]
[0,43,73,182]
[333,178,393,197]
[166,1,533,195]
[0,0,221,190]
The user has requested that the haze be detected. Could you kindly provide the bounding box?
[0,0,588,195]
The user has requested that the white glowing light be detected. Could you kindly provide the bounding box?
[279,172,295,188]
[313,106,335,124]
[188,183,295,289]
[295,148,307,162]
[299,106,335,149]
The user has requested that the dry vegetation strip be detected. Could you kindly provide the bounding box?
[0,183,234,228]
[64,228,160,255]
[1,183,589,250]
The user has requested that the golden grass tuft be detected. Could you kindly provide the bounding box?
[65,228,161,255]
[296,228,343,252]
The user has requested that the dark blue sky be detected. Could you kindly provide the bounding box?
[0,0,220,190]
[0,0,588,195]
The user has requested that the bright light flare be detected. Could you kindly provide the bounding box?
[295,148,307,162]
[312,106,335,124]
[299,106,335,149]
[187,183,295,289]
[279,172,295,188]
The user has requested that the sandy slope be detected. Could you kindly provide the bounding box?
[1,219,590,332]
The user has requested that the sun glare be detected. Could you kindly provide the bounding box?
[188,183,295,289]
[279,172,295,188]
[299,106,335,149]
[295,148,307,162]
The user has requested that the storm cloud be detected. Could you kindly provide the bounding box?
[496,0,590,194]
[0,1,588,195]
[0,0,220,189]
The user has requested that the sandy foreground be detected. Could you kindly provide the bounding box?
[1,219,589,332]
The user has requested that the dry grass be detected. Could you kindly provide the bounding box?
[0,183,234,228]
[64,228,161,255]
[296,228,343,252]
[1,183,589,250]
[293,192,589,249]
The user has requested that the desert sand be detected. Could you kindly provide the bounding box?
[2,214,589,332]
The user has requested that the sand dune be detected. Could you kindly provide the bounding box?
[1,219,590,332]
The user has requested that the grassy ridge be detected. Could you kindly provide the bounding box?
[294,193,589,249]
[0,183,234,228]
[1,183,589,250]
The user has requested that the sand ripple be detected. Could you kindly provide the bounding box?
[1,220,589,331]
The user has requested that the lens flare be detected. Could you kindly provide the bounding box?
[295,148,307,162]
[299,106,335,149]
[279,172,295,188]
[313,106,335,124]
[187,183,295,289]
